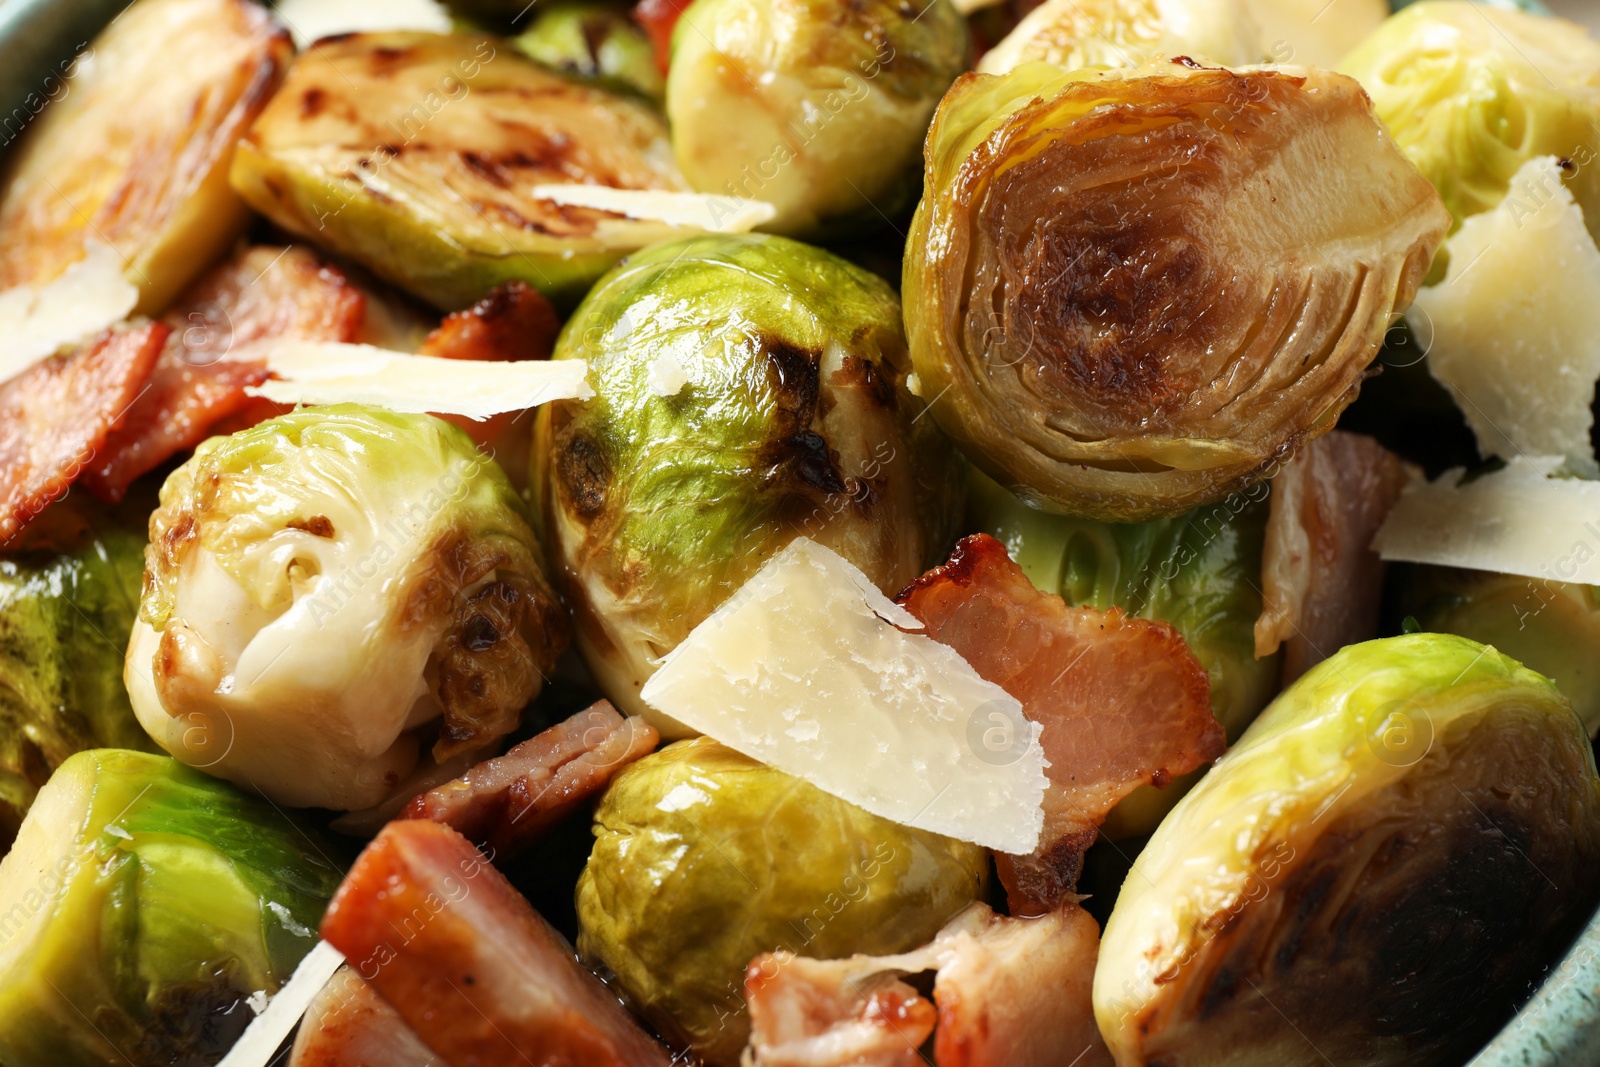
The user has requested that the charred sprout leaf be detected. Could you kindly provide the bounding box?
[1399,567,1600,737]
[1095,634,1600,1067]
[534,233,961,731]
[576,738,988,1067]
[125,405,568,811]
[0,749,341,1067]
[0,0,290,315]
[904,61,1449,522]
[0,499,154,847]
[978,0,1264,77]
[666,0,969,237]
[229,31,689,310]
[515,1,664,100]
[1338,1,1600,237]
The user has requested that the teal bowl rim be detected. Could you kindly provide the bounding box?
[0,0,1594,1062]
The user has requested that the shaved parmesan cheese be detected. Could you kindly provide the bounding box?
[0,243,137,384]
[242,342,593,418]
[530,186,778,233]
[273,0,453,49]
[950,0,1005,14]
[1373,456,1600,585]
[215,940,345,1067]
[1411,156,1600,477]
[639,538,1048,855]
[646,352,690,397]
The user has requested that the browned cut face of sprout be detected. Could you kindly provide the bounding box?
[904,60,1450,521]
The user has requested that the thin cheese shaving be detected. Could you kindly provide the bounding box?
[273,0,453,49]
[530,185,778,233]
[215,940,345,1067]
[241,342,594,418]
[640,538,1049,855]
[1372,456,1600,585]
[0,243,137,385]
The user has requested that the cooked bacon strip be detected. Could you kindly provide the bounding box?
[80,245,366,501]
[744,903,1111,1067]
[0,323,167,543]
[321,820,674,1067]
[403,700,658,855]
[1255,430,1413,683]
[290,966,441,1067]
[897,534,1221,914]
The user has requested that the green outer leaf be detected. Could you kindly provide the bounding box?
[513,0,663,101]
[0,749,342,1067]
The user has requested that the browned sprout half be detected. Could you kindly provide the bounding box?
[904,61,1449,521]
[230,32,689,310]
[0,0,290,314]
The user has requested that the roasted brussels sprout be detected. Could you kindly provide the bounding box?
[0,749,341,1067]
[904,61,1449,521]
[125,405,568,811]
[576,738,988,1066]
[1399,567,1600,737]
[0,498,153,848]
[535,233,961,730]
[1339,2,1600,236]
[1095,634,1600,1067]
[515,0,664,100]
[978,0,1263,77]
[230,32,689,310]
[666,0,969,237]
[1241,0,1385,68]
[0,0,291,314]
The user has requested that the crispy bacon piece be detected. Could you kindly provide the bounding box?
[744,903,1111,1067]
[403,700,658,855]
[633,0,694,75]
[897,534,1221,914]
[1255,430,1413,683]
[290,966,441,1067]
[80,245,366,501]
[321,819,674,1067]
[0,323,167,543]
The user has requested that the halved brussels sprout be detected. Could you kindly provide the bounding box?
[1338,2,1600,236]
[1399,566,1600,737]
[904,61,1449,521]
[977,0,1263,77]
[576,738,988,1067]
[126,405,568,811]
[0,0,291,314]
[1095,634,1600,1067]
[515,0,664,100]
[534,233,961,731]
[0,749,341,1067]
[0,498,153,848]
[666,0,969,236]
[230,32,690,310]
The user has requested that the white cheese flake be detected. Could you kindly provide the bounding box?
[215,940,345,1067]
[646,352,690,397]
[1372,456,1600,585]
[240,342,594,418]
[640,538,1048,855]
[1411,156,1600,477]
[0,243,137,384]
[273,0,453,49]
[530,185,778,233]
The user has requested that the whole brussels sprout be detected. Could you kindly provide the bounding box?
[968,469,1279,835]
[534,233,961,731]
[1338,2,1600,237]
[1398,566,1600,737]
[904,60,1449,521]
[0,749,342,1067]
[515,0,664,100]
[126,405,568,811]
[1095,634,1600,1067]
[0,498,154,848]
[576,738,988,1067]
[665,0,970,237]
